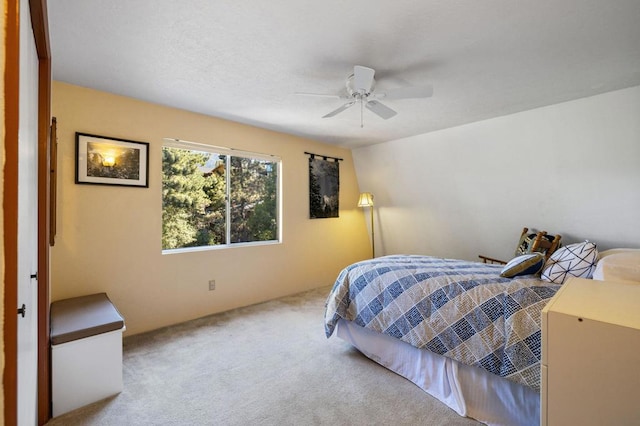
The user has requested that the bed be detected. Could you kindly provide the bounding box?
[324,255,562,426]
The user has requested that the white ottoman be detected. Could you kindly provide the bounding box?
[50,293,125,417]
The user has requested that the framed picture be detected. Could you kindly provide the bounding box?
[76,132,149,187]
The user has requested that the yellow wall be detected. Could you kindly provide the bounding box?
[51,81,370,336]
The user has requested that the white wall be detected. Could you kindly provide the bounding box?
[353,85,640,262]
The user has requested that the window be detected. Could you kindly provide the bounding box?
[162,139,280,251]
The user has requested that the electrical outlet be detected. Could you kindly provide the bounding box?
[208,280,216,291]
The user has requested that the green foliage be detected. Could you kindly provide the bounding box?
[247,168,277,241]
[162,147,225,249]
[162,147,278,250]
[230,157,277,243]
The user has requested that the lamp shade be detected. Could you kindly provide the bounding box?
[357,192,374,207]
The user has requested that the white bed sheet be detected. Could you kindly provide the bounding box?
[335,319,539,426]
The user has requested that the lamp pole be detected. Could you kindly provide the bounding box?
[369,205,375,258]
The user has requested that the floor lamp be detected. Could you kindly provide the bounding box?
[358,192,375,258]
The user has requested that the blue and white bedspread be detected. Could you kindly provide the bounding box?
[324,255,561,391]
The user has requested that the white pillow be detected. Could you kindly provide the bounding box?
[592,252,640,283]
[597,248,640,260]
[541,241,598,284]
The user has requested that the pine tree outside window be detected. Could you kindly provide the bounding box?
[162,139,280,252]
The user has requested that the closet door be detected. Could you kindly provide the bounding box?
[17,0,40,422]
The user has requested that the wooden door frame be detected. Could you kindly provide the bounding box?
[30,0,52,423]
[3,0,52,424]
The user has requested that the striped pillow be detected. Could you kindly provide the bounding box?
[500,253,546,278]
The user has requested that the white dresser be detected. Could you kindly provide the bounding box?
[541,277,640,426]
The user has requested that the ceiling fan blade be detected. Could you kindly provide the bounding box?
[353,65,375,93]
[376,85,434,100]
[295,92,348,99]
[322,100,356,118]
[365,100,397,120]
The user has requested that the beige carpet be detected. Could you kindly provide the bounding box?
[46,286,481,425]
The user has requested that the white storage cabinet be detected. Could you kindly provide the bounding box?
[50,293,125,417]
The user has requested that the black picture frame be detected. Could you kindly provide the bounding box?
[75,132,149,188]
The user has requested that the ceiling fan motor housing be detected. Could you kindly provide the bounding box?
[346,73,375,98]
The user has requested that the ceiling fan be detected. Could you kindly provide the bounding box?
[297,65,433,127]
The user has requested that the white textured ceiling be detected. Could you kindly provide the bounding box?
[49,1,640,149]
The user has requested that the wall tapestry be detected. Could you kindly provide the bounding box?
[308,153,341,219]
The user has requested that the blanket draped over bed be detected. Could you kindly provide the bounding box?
[324,255,561,391]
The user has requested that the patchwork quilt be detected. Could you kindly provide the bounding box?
[325,255,561,391]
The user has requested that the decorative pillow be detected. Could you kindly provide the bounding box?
[500,253,546,278]
[592,252,640,283]
[515,231,558,257]
[515,232,539,256]
[541,241,598,284]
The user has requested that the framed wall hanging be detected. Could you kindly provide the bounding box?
[76,132,149,187]
[307,152,341,219]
